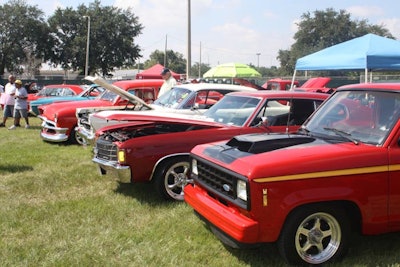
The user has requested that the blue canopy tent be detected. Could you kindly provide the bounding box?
[293,33,400,84]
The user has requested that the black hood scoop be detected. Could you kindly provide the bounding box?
[226,133,315,154]
[202,133,317,165]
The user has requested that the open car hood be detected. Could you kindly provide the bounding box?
[84,76,154,110]
[97,112,224,133]
[300,77,331,88]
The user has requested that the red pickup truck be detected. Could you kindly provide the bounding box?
[184,83,400,265]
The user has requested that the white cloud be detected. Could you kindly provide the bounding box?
[379,18,400,38]
[346,5,384,18]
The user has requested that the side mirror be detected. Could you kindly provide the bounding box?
[254,117,269,127]
[191,103,200,110]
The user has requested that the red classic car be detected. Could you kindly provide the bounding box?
[91,90,327,201]
[38,79,163,144]
[184,83,400,265]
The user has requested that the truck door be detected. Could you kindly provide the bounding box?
[388,117,400,230]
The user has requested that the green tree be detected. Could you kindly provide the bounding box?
[48,0,143,76]
[0,0,50,75]
[278,8,394,75]
[144,49,186,74]
[190,62,211,78]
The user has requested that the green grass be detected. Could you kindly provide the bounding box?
[0,117,400,266]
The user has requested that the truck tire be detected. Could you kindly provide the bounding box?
[277,205,349,266]
[154,157,191,201]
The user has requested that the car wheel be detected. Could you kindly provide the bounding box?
[277,205,349,266]
[69,126,86,145]
[154,157,192,201]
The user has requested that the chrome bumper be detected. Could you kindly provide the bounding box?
[92,157,131,183]
[38,116,69,142]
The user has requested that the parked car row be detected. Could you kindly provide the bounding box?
[29,76,400,265]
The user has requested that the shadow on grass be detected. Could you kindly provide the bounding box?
[200,223,400,266]
[197,218,286,266]
[26,125,42,130]
[0,164,33,173]
[114,182,174,206]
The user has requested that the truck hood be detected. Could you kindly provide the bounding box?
[199,133,387,181]
[84,76,153,110]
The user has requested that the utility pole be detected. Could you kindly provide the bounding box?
[83,16,90,76]
[187,0,191,80]
[164,34,167,67]
[199,41,201,78]
[256,53,261,68]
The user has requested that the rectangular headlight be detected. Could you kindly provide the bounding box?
[191,159,198,175]
[118,150,126,163]
[237,180,247,201]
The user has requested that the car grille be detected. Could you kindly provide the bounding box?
[78,114,91,131]
[194,157,249,210]
[95,138,118,162]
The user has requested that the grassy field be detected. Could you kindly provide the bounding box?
[1,117,400,267]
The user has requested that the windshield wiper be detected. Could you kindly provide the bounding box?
[323,127,359,145]
[298,125,311,136]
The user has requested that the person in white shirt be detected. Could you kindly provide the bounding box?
[158,68,177,97]
[8,79,29,130]
[0,75,16,127]
[0,84,4,110]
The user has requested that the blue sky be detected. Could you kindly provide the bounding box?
[2,0,400,68]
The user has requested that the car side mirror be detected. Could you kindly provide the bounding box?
[261,117,269,126]
[191,103,200,110]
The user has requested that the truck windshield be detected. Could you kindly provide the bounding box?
[305,90,400,145]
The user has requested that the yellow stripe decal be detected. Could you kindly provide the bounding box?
[253,164,400,183]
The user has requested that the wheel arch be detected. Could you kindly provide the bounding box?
[150,153,190,182]
[281,200,362,236]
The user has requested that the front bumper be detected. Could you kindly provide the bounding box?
[38,116,69,142]
[75,126,95,146]
[92,157,131,183]
[184,184,259,246]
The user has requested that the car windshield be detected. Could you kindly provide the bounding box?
[305,90,400,146]
[98,89,118,102]
[203,95,261,126]
[79,86,105,97]
[153,87,192,108]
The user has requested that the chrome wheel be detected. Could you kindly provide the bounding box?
[74,130,87,145]
[295,212,341,264]
[278,206,349,265]
[163,161,191,201]
[155,158,192,201]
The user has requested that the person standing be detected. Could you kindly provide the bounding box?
[158,68,177,97]
[0,83,4,110]
[9,79,29,130]
[0,75,16,127]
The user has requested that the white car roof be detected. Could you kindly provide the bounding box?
[172,83,257,92]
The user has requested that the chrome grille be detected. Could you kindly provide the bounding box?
[95,138,118,161]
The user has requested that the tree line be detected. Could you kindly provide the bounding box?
[0,1,394,79]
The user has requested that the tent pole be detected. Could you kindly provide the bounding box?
[290,70,297,90]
